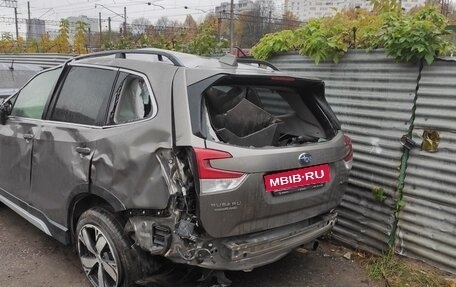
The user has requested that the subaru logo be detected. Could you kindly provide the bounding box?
[298,153,312,165]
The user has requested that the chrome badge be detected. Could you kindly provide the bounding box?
[298,153,312,165]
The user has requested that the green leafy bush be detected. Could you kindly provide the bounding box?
[251,5,455,64]
[297,18,349,64]
[251,30,297,60]
[381,8,454,64]
[187,22,228,56]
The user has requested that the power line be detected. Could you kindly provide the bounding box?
[0,11,303,29]
[0,0,18,39]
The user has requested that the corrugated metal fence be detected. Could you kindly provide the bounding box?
[271,50,420,255]
[270,50,456,273]
[396,60,456,273]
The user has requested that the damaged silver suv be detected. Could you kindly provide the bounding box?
[0,49,352,287]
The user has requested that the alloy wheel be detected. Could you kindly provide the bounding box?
[77,224,120,287]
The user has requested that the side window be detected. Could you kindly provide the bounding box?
[112,74,152,124]
[51,66,117,126]
[11,67,62,119]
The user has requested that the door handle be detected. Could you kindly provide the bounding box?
[75,146,92,155]
[23,134,34,141]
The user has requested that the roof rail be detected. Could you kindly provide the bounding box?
[236,57,280,71]
[73,49,185,67]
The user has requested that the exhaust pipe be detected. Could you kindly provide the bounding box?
[301,240,319,251]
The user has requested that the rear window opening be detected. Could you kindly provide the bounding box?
[196,76,339,148]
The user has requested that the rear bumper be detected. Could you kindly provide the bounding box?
[168,211,337,271]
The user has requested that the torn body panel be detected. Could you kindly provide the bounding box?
[90,118,173,210]
[127,206,337,271]
[124,147,338,271]
[125,148,199,255]
[90,62,177,211]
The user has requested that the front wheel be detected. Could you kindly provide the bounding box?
[76,207,141,287]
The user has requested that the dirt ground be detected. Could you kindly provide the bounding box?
[0,204,383,287]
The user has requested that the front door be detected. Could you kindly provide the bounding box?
[30,65,118,230]
[0,67,62,205]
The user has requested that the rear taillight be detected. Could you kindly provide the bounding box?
[343,135,353,170]
[193,148,246,194]
[194,148,243,179]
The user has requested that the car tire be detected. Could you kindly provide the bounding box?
[76,207,142,287]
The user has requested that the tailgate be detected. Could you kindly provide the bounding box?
[198,132,350,238]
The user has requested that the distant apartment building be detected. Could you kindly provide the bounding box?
[26,18,46,42]
[215,0,255,14]
[67,15,99,42]
[285,0,426,21]
[400,0,427,11]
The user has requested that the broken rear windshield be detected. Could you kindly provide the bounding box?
[202,82,332,147]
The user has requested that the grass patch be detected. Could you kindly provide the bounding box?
[368,251,447,287]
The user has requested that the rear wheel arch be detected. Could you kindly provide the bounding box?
[69,194,115,246]
[68,185,125,246]
[72,198,160,286]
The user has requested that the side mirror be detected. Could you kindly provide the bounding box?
[0,100,12,125]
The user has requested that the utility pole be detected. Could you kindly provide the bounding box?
[88,27,91,53]
[123,6,127,37]
[229,0,234,53]
[94,4,123,38]
[99,12,102,46]
[27,1,31,41]
[0,0,19,39]
[108,17,112,43]
[14,7,19,40]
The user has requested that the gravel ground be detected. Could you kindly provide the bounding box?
[0,205,382,287]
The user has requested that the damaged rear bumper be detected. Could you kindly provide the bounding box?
[198,212,337,271]
[216,212,337,270]
[128,211,337,271]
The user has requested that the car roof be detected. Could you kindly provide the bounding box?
[70,48,325,84]
[73,48,279,73]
